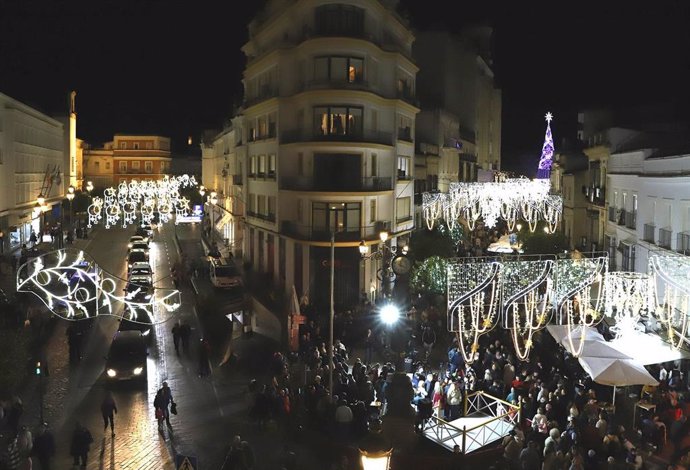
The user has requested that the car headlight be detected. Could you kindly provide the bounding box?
[144,294,152,299]
[128,264,133,268]
[128,243,133,248]
[133,367,144,375]
[107,369,117,377]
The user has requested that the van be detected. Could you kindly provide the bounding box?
[209,258,243,289]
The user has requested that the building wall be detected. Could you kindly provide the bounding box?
[0,92,66,251]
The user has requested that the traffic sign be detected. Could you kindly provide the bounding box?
[175,454,198,470]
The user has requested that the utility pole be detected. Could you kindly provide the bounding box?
[328,230,335,399]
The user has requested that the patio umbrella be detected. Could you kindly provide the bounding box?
[562,338,629,359]
[578,356,659,407]
[547,325,603,344]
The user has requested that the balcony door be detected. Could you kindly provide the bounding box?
[314,153,361,190]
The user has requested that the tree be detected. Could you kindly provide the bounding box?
[409,256,448,297]
[409,226,455,262]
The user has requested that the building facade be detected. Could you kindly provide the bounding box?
[83,134,172,189]
[0,92,68,251]
[203,0,419,309]
[606,149,690,273]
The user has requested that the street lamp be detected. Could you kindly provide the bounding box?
[199,185,206,197]
[86,181,94,193]
[66,191,75,237]
[360,230,396,301]
[379,303,400,326]
[37,193,45,206]
[209,190,218,205]
[359,419,393,470]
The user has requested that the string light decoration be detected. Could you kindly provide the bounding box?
[447,260,501,364]
[87,175,198,229]
[502,259,555,361]
[603,271,655,340]
[422,177,562,232]
[16,248,181,323]
[649,254,690,349]
[554,256,608,357]
[421,113,562,232]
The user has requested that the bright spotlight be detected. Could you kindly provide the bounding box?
[380,304,400,325]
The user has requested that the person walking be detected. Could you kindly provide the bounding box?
[33,422,55,470]
[171,321,182,355]
[29,231,37,247]
[364,329,374,365]
[153,390,166,435]
[69,422,93,468]
[198,338,211,377]
[100,392,117,436]
[157,382,175,428]
[180,322,192,355]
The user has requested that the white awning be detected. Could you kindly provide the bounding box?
[214,211,232,231]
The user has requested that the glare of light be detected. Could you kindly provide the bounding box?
[516,223,522,232]
[380,304,400,325]
[86,181,94,192]
[359,241,369,256]
[37,194,45,206]
[107,369,117,377]
[544,226,550,234]
[379,231,389,243]
[141,329,151,337]
[68,185,75,194]
[402,245,409,255]
[133,367,144,375]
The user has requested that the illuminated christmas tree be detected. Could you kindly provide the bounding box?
[536,112,555,179]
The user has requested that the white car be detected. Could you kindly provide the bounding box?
[128,262,153,278]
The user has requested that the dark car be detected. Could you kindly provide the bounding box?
[127,249,149,272]
[136,223,154,241]
[128,241,149,254]
[104,330,148,383]
[120,275,154,339]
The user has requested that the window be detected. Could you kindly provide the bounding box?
[257,195,266,216]
[268,196,276,220]
[145,161,153,173]
[268,154,276,177]
[105,162,110,170]
[297,200,303,222]
[312,202,361,234]
[370,199,376,223]
[133,142,139,150]
[371,109,378,131]
[120,142,127,150]
[314,56,363,83]
[258,155,266,176]
[315,4,364,37]
[132,161,140,171]
[397,114,412,141]
[313,106,363,136]
[249,156,257,176]
[298,153,304,176]
[396,197,411,221]
[371,154,377,177]
[268,113,276,138]
[119,161,127,173]
[146,142,153,150]
[258,116,267,138]
[397,156,411,179]
[95,161,100,171]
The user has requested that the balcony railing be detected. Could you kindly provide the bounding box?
[659,227,672,249]
[583,185,606,207]
[397,127,413,143]
[281,176,392,192]
[246,211,275,223]
[608,206,617,223]
[301,78,371,92]
[396,89,419,107]
[232,174,243,186]
[625,211,637,230]
[617,209,627,226]
[677,232,690,255]
[243,86,279,108]
[281,129,393,146]
[247,128,277,143]
[643,223,656,243]
[280,221,390,242]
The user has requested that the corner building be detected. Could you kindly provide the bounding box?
[234,0,418,309]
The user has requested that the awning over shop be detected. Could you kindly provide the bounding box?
[214,211,232,231]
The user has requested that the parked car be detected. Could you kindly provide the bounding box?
[127,235,148,248]
[128,262,153,278]
[127,249,148,272]
[104,330,148,383]
[136,223,154,241]
[128,241,149,254]
[209,258,243,289]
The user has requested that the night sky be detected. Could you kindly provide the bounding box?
[2,0,689,171]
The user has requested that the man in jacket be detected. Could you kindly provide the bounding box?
[70,422,93,468]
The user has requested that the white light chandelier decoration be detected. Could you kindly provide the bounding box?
[447,261,501,364]
[649,254,690,349]
[87,174,197,229]
[554,256,607,357]
[423,177,563,232]
[603,271,655,340]
[16,248,181,324]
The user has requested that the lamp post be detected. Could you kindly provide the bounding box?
[359,230,395,302]
[359,419,393,470]
[66,189,75,242]
[328,230,335,399]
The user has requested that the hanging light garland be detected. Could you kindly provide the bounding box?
[422,177,562,232]
[16,248,181,323]
[603,271,655,340]
[447,260,501,364]
[87,174,198,229]
[649,254,690,349]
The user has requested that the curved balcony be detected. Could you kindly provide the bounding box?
[280,221,390,242]
[281,176,392,192]
[280,129,393,146]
